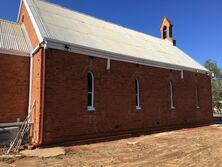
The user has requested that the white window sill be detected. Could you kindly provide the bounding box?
[136,106,141,111]
[87,106,95,112]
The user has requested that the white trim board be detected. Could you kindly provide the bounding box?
[45,39,209,74]
[17,0,23,22]
[23,0,44,43]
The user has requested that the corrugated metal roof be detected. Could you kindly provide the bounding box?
[25,0,207,72]
[0,19,31,54]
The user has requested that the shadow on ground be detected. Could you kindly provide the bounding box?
[214,115,222,124]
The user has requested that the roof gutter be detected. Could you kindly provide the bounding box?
[44,38,209,75]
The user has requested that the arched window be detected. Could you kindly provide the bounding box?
[163,26,167,39]
[21,15,25,22]
[135,79,141,110]
[169,81,175,109]
[87,72,95,111]
[195,86,200,108]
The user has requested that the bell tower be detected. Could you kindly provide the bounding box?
[160,16,176,46]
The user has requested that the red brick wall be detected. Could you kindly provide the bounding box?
[30,48,45,145]
[0,53,29,123]
[41,48,213,145]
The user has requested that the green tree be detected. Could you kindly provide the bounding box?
[204,59,222,113]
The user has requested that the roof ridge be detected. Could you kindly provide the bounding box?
[38,0,163,41]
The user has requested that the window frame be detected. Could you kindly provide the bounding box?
[169,81,175,109]
[87,72,95,112]
[163,26,167,39]
[195,86,200,109]
[135,79,141,111]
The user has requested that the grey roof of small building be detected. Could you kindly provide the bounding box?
[23,0,208,72]
[0,19,31,54]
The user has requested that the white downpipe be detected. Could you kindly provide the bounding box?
[106,58,110,70]
[181,70,184,79]
[28,43,46,113]
[28,53,33,113]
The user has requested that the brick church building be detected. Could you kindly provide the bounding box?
[0,0,212,146]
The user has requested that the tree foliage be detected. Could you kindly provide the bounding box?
[204,59,222,112]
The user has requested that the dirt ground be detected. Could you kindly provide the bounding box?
[1,124,222,167]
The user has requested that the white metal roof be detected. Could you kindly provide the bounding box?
[24,0,207,72]
[0,19,31,55]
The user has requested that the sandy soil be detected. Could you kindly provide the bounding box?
[1,125,222,167]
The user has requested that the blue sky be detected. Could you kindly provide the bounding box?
[0,0,221,67]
